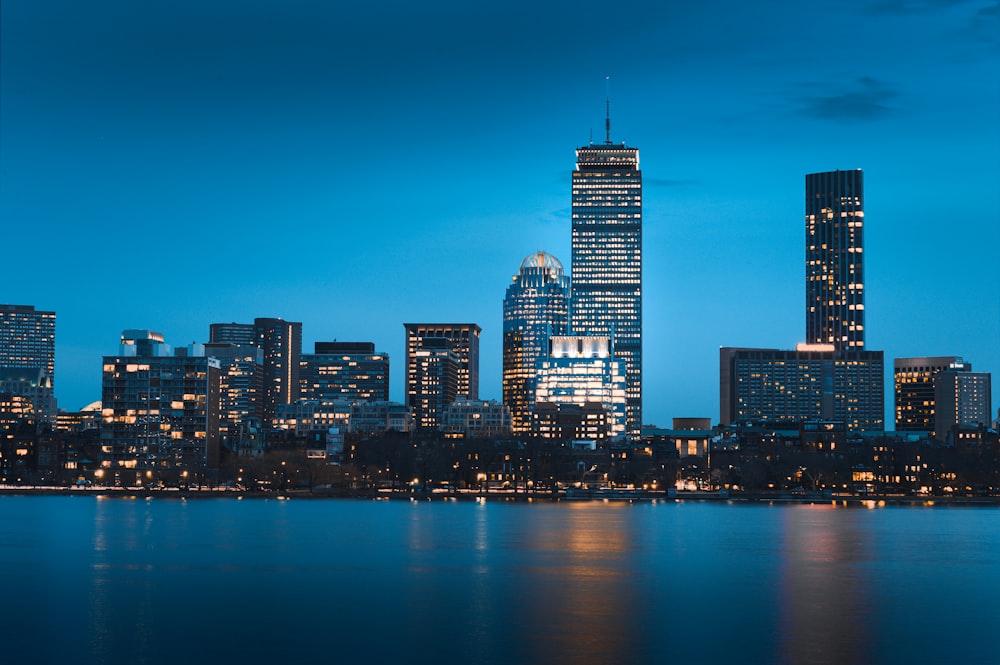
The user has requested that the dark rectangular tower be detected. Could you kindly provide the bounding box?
[571,139,642,438]
[805,170,865,350]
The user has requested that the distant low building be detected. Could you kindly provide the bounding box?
[349,401,413,434]
[441,397,511,439]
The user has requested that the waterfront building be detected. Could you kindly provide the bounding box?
[349,401,413,434]
[210,318,302,424]
[934,368,992,444]
[442,397,512,439]
[406,338,459,429]
[894,356,967,433]
[720,345,884,432]
[0,304,56,423]
[0,392,36,476]
[101,331,221,472]
[273,400,351,435]
[204,343,264,455]
[300,342,389,404]
[805,170,865,350]
[502,251,571,433]
[571,126,642,438]
[404,324,480,401]
[534,336,627,440]
[532,401,611,444]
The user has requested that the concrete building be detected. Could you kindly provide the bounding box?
[934,369,992,444]
[404,323,480,401]
[300,342,389,405]
[720,345,884,432]
[894,356,967,433]
[209,318,301,424]
[101,330,220,473]
[442,397,512,439]
[502,251,571,433]
[0,304,56,423]
[204,343,264,455]
[349,401,413,434]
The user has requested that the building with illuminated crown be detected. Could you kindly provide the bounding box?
[806,170,865,350]
[502,251,571,433]
[571,130,642,438]
[534,336,627,440]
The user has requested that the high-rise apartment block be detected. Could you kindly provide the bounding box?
[571,136,642,438]
[204,343,264,454]
[893,356,991,440]
[502,251,571,433]
[805,170,865,350]
[934,369,992,444]
[210,317,301,424]
[101,331,221,472]
[300,342,389,405]
[720,346,885,432]
[404,324,480,429]
[406,337,459,429]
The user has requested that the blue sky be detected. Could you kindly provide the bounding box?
[2,0,998,424]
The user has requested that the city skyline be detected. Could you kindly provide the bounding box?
[2,0,998,424]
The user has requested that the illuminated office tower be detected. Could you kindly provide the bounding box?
[935,369,991,443]
[894,356,967,433]
[502,251,571,432]
[806,170,865,350]
[204,343,264,454]
[210,317,301,424]
[404,324,480,401]
[534,336,627,440]
[101,331,221,471]
[571,122,642,438]
[0,304,56,423]
[407,338,459,429]
[300,342,389,404]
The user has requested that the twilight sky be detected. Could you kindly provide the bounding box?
[2,0,998,424]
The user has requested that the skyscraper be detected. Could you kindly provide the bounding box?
[300,342,389,404]
[0,304,56,423]
[570,121,642,438]
[404,324,481,401]
[209,317,302,424]
[502,251,571,432]
[0,304,55,384]
[806,170,865,350]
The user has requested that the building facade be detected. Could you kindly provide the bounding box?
[720,346,885,432]
[300,342,389,405]
[441,397,512,439]
[933,368,991,444]
[204,343,264,454]
[404,324,480,401]
[805,170,865,350]
[210,317,301,424]
[0,304,56,423]
[406,339,459,429]
[101,331,221,473]
[502,251,571,433]
[570,139,642,438]
[894,356,967,432]
[534,336,627,440]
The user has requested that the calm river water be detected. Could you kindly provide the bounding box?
[1,496,997,665]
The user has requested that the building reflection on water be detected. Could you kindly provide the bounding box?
[778,505,872,665]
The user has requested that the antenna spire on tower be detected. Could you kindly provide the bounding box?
[605,76,611,144]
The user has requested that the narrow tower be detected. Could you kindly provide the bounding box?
[570,108,642,438]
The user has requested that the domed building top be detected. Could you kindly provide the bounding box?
[519,251,564,275]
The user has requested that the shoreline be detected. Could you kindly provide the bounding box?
[1,485,998,506]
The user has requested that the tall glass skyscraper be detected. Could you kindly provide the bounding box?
[571,137,642,438]
[502,251,571,432]
[805,169,865,350]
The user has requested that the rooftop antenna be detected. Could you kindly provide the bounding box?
[605,75,611,144]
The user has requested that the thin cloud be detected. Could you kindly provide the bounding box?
[797,77,900,121]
